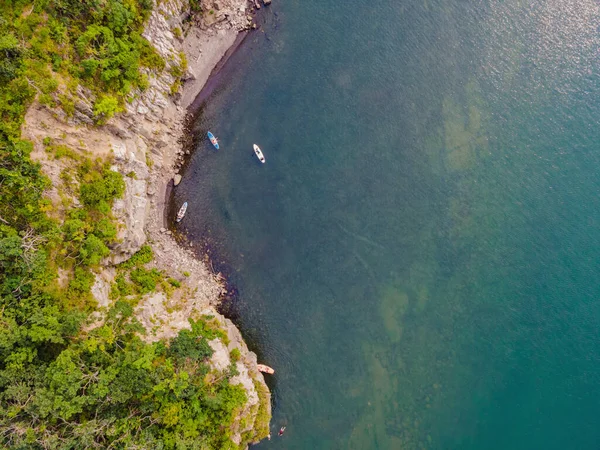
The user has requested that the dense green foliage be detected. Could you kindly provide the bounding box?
[0,314,247,448]
[0,0,163,137]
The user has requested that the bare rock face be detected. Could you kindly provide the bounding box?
[110,141,151,264]
[91,268,115,309]
[200,0,248,29]
[208,338,231,371]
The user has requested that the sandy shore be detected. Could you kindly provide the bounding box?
[181,27,239,109]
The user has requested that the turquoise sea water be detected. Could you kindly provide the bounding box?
[173,0,600,448]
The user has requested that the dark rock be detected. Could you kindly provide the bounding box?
[106,124,132,139]
[73,110,94,125]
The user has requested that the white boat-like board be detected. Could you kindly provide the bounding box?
[253,144,266,164]
[176,202,188,222]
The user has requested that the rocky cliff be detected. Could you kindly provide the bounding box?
[21,0,271,447]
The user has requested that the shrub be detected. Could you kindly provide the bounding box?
[230,348,241,362]
[119,245,153,269]
[130,267,163,293]
[93,95,121,123]
[67,266,95,299]
[79,234,110,265]
[92,218,117,242]
[115,273,134,297]
[62,218,87,243]
[169,328,213,362]
[79,167,125,212]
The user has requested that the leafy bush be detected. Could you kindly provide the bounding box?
[130,267,163,293]
[93,95,121,123]
[169,328,213,362]
[67,266,95,299]
[230,348,241,362]
[0,316,247,448]
[114,273,134,297]
[92,217,117,242]
[79,234,110,265]
[119,244,153,269]
[79,165,125,212]
[0,0,164,142]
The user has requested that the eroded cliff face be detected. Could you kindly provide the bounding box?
[21,0,271,447]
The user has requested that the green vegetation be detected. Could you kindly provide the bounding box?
[0,147,252,447]
[0,315,247,448]
[230,347,241,362]
[93,94,122,123]
[0,0,165,137]
[0,1,264,447]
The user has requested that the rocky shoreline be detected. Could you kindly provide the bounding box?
[21,0,272,446]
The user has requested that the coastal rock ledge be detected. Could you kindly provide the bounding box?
[21,0,271,447]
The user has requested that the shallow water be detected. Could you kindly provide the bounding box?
[173,0,600,448]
